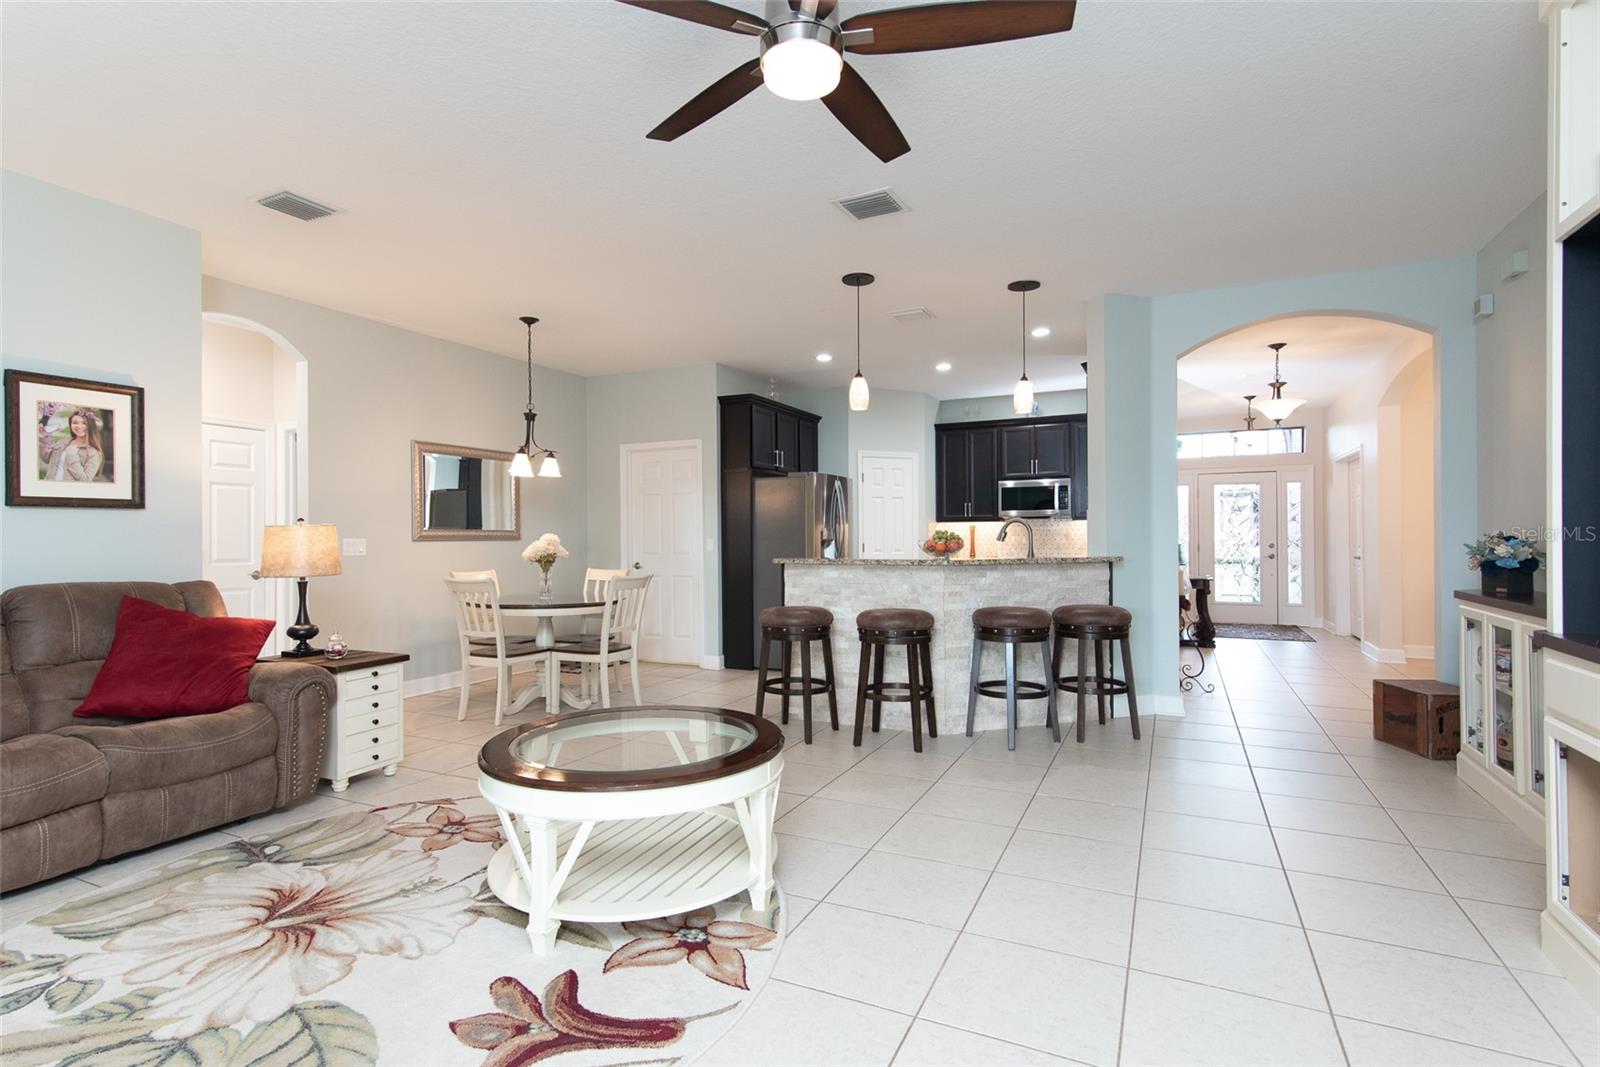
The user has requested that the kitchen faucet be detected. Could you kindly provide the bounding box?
[995,518,1036,559]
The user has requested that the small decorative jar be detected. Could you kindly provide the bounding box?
[324,632,349,659]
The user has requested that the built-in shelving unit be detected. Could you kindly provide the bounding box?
[1455,592,1548,837]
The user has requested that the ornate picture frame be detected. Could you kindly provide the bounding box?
[5,370,146,509]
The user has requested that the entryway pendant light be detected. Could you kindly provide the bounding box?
[1241,394,1258,431]
[1009,280,1041,415]
[509,316,561,478]
[1254,342,1306,425]
[844,272,875,412]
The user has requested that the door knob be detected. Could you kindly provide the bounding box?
[633,562,642,570]
[1267,553,1277,559]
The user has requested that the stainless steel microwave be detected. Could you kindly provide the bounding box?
[998,477,1071,518]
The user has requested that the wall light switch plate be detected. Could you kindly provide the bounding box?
[342,538,367,557]
[1504,248,1529,280]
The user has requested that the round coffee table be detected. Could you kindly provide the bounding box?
[477,706,785,955]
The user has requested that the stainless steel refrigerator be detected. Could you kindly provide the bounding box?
[750,472,850,652]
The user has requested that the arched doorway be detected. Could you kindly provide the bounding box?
[199,313,310,649]
[1175,313,1437,663]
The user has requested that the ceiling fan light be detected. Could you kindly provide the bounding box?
[761,37,842,101]
[1254,396,1305,424]
[1013,374,1034,415]
[849,371,870,412]
[536,453,562,479]
[508,449,535,479]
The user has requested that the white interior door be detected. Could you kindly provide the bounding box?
[622,442,703,665]
[1197,471,1280,625]
[202,421,272,625]
[1349,458,1365,639]
[857,451,919,558]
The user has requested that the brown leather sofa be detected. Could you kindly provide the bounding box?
[0,580,335,892]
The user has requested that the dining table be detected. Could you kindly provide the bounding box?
[499,596,604,713]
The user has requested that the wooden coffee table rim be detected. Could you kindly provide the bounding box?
[477,706,785,792]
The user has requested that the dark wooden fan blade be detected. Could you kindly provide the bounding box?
[616,0,767,35]
[647,58,764,141]
[823,63,911,162]
[841,0,1075,54]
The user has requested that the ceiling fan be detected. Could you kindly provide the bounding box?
[618,0,1076,162]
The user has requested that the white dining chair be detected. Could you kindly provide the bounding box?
[551,574,652,708]
[574,567,628,696]
[444,574,547,726]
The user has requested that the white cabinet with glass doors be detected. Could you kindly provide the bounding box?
[1456,596,1548,839]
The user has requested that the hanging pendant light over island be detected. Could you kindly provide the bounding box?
[1009,279,1041,415]
[843,272,875,412]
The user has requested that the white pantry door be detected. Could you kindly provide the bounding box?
[202,421,272,625]
[623,442,703,665]
[857,451,919,558]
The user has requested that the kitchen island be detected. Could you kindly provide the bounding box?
[778,556,1121,734]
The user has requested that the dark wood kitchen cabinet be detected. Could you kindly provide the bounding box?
[1001,422,1070,478]
[720,394,819,475]
[936,413,1087,522]
[936,425,999,521]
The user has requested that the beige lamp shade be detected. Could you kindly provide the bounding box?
[259,520,342,578]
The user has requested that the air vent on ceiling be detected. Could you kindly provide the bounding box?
[888,306,935,323]
[834,187,906,221]
[257,190,338,221]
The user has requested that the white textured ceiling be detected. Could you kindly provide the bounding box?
[1176,314,1427,423]
[1,1,1543,399]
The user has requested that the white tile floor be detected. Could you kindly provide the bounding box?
[4,643,1596,1066]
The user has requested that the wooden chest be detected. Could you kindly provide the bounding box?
[1373,679,1460,760]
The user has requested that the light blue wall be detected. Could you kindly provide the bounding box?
[1091,256,1478,709]
[937,388,1087,423]
[847,388,940,534]
[1,171,203,587]
[203,277,591,679]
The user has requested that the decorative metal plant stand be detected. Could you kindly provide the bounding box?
[1179,575,1216,694]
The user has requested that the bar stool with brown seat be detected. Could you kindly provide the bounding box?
[1051,604,1140,742]
[853,608,937,753]
[755,605,838,744]
[966,606,1060,751]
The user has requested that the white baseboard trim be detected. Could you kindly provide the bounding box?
[1360,640,1407,664]
[1404,644,1436,660]
[1143,693,1185,718]
[700,655,725,671]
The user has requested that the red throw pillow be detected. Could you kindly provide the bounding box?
[74,596,275,719]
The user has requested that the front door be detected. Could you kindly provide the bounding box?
[857,451,919,558]
[201,421,272,629]
[623,442,703,664]
[1197,471,1280,624]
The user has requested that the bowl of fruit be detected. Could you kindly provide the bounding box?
[922,529,966,557]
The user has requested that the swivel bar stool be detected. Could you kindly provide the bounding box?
[1051,604,1140,742]
[755,605,838,744]
[965,606,1060,751]
[853,608,937,753]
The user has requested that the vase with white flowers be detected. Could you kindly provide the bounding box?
[521,532,569,602]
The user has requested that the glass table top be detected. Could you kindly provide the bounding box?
[479,706,782,791]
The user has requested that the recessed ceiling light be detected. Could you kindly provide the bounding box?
[1031,326,1051,338]
[815,352,833,362]
[935,361,952,372]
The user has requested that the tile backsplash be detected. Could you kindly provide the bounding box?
[926,518,1089,559]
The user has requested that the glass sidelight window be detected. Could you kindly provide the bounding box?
[1285,480,1304,607]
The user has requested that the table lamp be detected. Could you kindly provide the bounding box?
[258,519,342,657]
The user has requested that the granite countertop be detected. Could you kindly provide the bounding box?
[775,556,1122,566]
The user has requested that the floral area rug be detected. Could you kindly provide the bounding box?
[0,794,784,1066]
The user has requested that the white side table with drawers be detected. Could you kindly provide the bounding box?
[273,650,410,792]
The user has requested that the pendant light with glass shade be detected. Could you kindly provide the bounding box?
[1253,342,1306,425]
[508,316,561,479]
[843,272,874,412]
[1009,279,1040,415]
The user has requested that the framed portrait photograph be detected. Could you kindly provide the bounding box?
[5,370,145,508]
